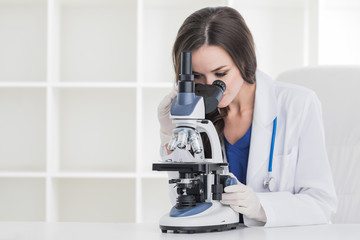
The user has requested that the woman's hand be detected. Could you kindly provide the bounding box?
[221,173,267,223]
[157,87,178,146]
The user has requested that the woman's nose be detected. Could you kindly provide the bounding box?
[205,76,216,85]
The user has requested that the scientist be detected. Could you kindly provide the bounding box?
[158,6,337,227]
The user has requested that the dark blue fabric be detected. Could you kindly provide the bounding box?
[224,124,252,223]
[224,124,252,185]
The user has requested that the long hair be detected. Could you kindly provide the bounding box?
[172,7,257,157]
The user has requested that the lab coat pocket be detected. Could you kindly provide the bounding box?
[273,147,298,192]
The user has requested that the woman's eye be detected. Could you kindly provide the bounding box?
[194,74,201,79]
[215,71,228,77]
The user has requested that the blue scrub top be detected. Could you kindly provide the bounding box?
[224,124,252,185]
[224,124,252,223]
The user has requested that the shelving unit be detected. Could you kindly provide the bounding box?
[0,0,227,223]
[1,0,349,223]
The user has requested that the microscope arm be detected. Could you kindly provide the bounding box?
[172,119,223,164]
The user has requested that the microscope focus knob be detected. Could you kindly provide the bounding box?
[225,177,238,187]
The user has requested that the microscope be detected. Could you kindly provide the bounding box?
[152,51,239,233]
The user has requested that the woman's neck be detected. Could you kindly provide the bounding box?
[227,82,256,118]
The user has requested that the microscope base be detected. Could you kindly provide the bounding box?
[159,201,239,233]
[160,222,239,233]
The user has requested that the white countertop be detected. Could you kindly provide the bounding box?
[0,222,359,240]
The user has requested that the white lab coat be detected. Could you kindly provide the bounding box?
[238,70,337,227]
[164,70,337,227]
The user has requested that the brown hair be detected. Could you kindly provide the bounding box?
[172,7,257,157]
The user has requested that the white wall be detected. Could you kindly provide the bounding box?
[230,0,360,78]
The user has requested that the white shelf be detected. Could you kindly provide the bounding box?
[0,172,139,179]
[0,82,174,88]
[0,82,47,88]
[141,171,168,178]
[0,172,47,178]
[52,82,138,88]
[52,172,137,179]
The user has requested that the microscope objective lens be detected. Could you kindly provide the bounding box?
[168,134,178,151]
[190,131,203,154]
[177,130,188,149]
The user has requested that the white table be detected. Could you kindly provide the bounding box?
[0,222,358,240]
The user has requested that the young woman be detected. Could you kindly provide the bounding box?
[157,6,337,227]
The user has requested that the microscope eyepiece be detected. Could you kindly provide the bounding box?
[194,80,226,114]
[178,51,194,93]
[181,51,192,76]
[213,80,226,92]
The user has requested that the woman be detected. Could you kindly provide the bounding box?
[157,6,337,227]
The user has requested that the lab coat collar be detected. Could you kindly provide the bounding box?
[246,70,278,186]
[253,70,277,127]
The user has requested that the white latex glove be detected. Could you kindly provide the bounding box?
[221,173,267,223]
[157,86,178,146]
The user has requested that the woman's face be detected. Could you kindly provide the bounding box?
[192,45,244,108]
